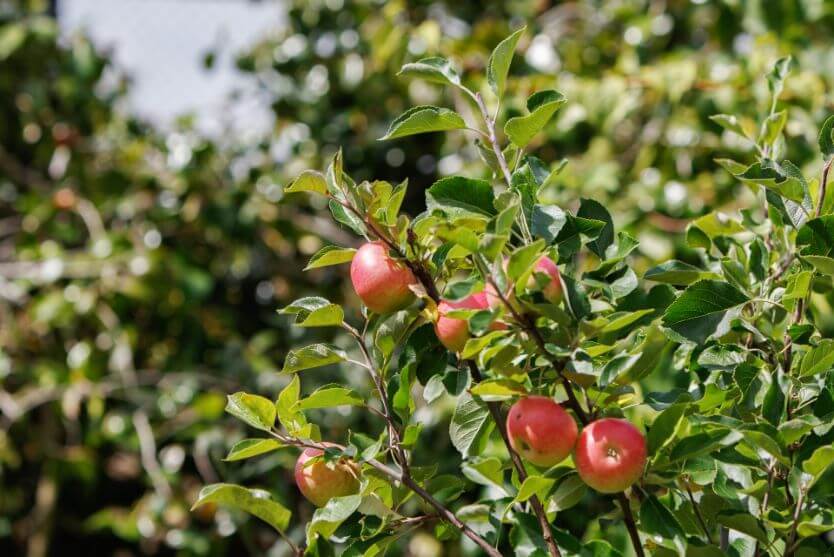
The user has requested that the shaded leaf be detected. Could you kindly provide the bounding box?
[487,27,525,99]
[381,106,466,140]
[226,392,276,432]
[192,483,291,533]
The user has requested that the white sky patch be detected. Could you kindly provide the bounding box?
[60,0,286,137]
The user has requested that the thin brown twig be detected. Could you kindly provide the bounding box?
[616,493,645,557]
[685,484,714,544]
[816,158,832,218]
[274,434,501,557]
[785,488,805,557]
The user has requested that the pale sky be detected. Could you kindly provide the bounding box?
[60,0,286,136]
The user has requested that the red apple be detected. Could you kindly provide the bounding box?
[574,418,646,493]
[506,396,578,467]
[350,241,417,313]
[294,445,360,507]
[529,256,563,304]
[435,292,507,353]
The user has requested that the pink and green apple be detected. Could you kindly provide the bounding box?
[574,418,646,493]
[350,241,417,313]
[506,396,578,467]
[435,292,507,352]
[294,445,360,507]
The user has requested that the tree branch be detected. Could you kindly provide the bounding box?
[616,493,645,557]
[274,434,501,557]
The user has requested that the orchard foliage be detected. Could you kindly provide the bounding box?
[6,1,834,556]
[205,28,834,557]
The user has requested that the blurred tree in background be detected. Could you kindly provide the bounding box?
[2,0,834,555]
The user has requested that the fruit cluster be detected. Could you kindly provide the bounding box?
[294,241,647,506]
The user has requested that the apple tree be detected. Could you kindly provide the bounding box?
[195,30,834,557]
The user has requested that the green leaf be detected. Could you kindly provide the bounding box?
[531,204,567,243]
[762,369,786,426]
[804,255,834,276]
[576,199,615,259]
[449,393,492,458]
[286,170,327,194]
[736,162,808,204]
[516,475,555,503]
[281,297,344,328]
[487,27,525,99]
[799,340,834,377]
[644,260,719,285]
[398,57,461,87]
[661,280,748,344]
[639,495,685,540]
[224,439,285,461]
[276,376,308,435]
[192,483,291,533]
[462,457,506,490]
[556,216,607,258]
[283,344,347,374]
[469,379,527,401]
[381,105,466,140]
[759,110,788,146]
[648,403,687,456]
[709,114,752,139]
[507,240,546,281]
[783,271,813,311]
[716,512,768,544]
[599,310,655,334]
[226,392,276,432]
[307,494,362,540]
[803,446,834,478]
[329,199,366,237]
[549,474,587,511]
[426,176,496,217]
[505,90,566,147]
[298,385,364,410]
[767,56,793,99]
[599,354,642,388]
[305,246,356,270]
[797,215,834,257]
[669,429,740,462]
[819,114,834,156]
[688,211,746,239]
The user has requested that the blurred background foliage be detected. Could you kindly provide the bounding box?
[2,0,834,555]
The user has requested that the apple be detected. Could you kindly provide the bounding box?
[483,256,562,313]
[574,418,646,493]
[294,445,360,507]
[350,241,417,313]
[435,292,507,352]
[529,256,563,304]
[506,396,578,467]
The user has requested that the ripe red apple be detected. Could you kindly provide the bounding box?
[435,292,507,352]
[506,396,578,467]
[350,241,417,313]
[294,445,360,507]
[574,418,646,493]
[529,256,563,304]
